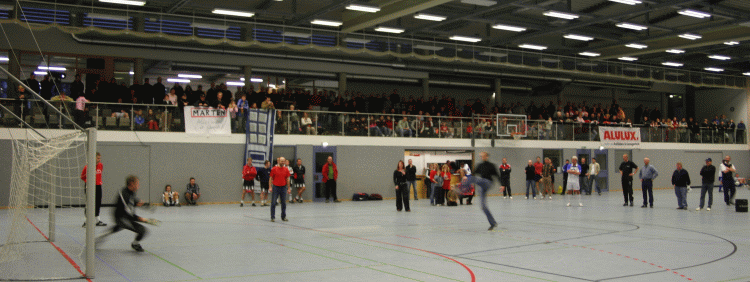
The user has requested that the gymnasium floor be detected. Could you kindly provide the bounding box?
[2,188,749,282]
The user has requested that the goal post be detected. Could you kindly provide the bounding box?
[85,128,97,279]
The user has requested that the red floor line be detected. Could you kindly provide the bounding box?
[26,217,92,282]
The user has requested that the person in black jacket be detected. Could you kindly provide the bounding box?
[256,160,271,206]
[95,175,156,252]
[525,160,537,199]
[291,159,306,203]
[697,158,716,211]
[671,162,691,210]
[394,160,410,212]
[405,159,418,200]
[499,158,512,199]
[473,152,502,230]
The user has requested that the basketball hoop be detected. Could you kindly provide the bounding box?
[511,132,523,140]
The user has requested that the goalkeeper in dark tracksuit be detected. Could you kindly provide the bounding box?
[97,175,156,252]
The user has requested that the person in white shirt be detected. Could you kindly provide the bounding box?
[720,156,738,205]
[566,156,583,207]
[589,158,601,195]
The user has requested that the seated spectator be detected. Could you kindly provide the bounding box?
[163,185,179,207]
[369,117,384,136]
[377,116,391,136]
[397,116,413,137]
[112,110,130,118]
[301,112,316,135]
[134,110,146,129]
[184,177,201,205]
[194,94,209,107]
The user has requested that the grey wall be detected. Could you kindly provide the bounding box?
[695,89,748,123]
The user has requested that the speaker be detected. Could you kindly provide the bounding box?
[736,199,747,212]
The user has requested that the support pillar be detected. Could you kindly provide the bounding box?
[103,57,115,82]
[422,76,429,97]
[134,58,144,85]
[494,78,502,106]
[338,73,347,94]
[661,93,668,120]
[8,50,20,83]
[243,66,252,88]
[133,14,145,32]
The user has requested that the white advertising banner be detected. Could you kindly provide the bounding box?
[183,106,231,136]
[599,126,641,147]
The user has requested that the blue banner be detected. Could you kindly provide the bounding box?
[244,109,276,168]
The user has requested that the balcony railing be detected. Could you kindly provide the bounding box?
[0,99,746,145]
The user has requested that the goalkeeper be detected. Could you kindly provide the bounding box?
[97,175,155,252]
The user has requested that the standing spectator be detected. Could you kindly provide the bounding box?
[74,94,89,127]
[268,157,291,222]
[240,158,257,207]
[619,154,638,207]
[162,185,179,207]
[184,177,201,205]
[194,94,209,107]
[405,159,418,200]
[561,159,571,195]
[524,160,537,199]
[11,85,29,123]
[639,158,658,208]
[291,158,306,203]
[720,156,737,205]
[152,77,166,105]
[566,156,583,207]
[322,156,340,203]
[737,121,746,144]
[256,160,271,206]
[237,93,249,133]
[697,158,716,211]
[260,96,275,110]
[580,157,590,195]
[473,152,502,230]
[589,158,601,195]
[285,159,294,203]
[499,158,512,199]
[393,160,410,212]
[81,152,107,227]
[671,162,691,210]
[440,164,452,205]
[541,157,555,199]
[534,157,543,197]
[71,74,85,99]
[428,163,440,205]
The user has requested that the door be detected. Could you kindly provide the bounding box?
[594,149,608,191]
[312,146,336,202]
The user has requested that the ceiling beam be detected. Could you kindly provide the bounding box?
[290,0,357,26]
[406,0,529,35]
[487,0,707,46]
[166,0,193,14]
[341,0,453,33]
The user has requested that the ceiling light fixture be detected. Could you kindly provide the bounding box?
[86,12,130,21]
[518,44,547,50]
[212,8,254,18]
[666,49,685,54]
[662,62,684,67]
[543,10,579,20]
[461,0,497,6]
[625,43,647,49]
[724,41,740,45]
[0,57,8,62]
[708,55,731,60]
[167,78,190,83]
[678,33,702,40]
[564,34,594,41]
[345,3,380,13]
[618,57,638,61]
[677,9,711,19]
[579,52,600,57]
[414,13,447,21]
[704,67,724,72]
[615,22,648,31]
[743,72,750,76]
[374,26,405,34]
[414,45,444,51]
[492,23,527,32]
[178,74,202,79]
[99,0,146,6]
[34,71,47,75]
[38,66,66,71]
[226,81,246,86]
[608,0,642,5]
[310,19,343,27]
[450,35,482,43]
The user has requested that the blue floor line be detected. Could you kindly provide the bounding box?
[56,225,133,282]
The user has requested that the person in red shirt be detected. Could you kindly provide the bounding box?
[241,157,257,207]
[321,156,339,203]
[81,152,106,227]
[534,157,544,197]
[269,157,291,222]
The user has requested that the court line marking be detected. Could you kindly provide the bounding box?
[163,266,362,282]
[25,217,92,282]
[244,216,476,282]
[146,250,202,279]
[55,225,133,282]
[258,238,424,282]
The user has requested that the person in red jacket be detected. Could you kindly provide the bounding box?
[322,156,339,203]
[241,157,257,207]
[81,152,106,227]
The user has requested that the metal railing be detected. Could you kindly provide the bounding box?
[0,100,746,145]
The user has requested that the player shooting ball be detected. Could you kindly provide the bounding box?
[96,175,159,252]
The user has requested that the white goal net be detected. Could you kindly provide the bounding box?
[0,130,93,280]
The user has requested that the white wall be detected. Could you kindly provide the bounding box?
[695,89,749,123]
